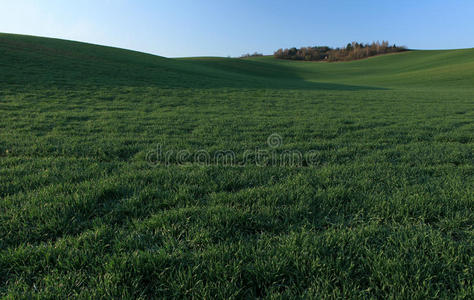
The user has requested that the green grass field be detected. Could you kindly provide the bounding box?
[0,33,473,299]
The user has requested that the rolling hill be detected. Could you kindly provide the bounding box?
[2,33,474,90]
[0,33,472,299]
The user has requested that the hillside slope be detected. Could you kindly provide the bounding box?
[2,33,474,90]
[0,33,332,90]
[245,49,474,88]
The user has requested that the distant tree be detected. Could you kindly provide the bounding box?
[274,49,284,58]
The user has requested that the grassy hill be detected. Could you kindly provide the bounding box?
[3,33,474,90]
[183,49,474,89]
[0,33,472,299]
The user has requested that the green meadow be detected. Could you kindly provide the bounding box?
[0,33,473,298]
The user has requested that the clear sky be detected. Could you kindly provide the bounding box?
[1,0,473,57]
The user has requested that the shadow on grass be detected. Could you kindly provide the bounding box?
[177,58,385,91]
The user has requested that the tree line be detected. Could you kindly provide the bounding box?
[240,52,263,58]
[274,41,407,62]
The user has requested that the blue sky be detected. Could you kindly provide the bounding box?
[1,0,473,57]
